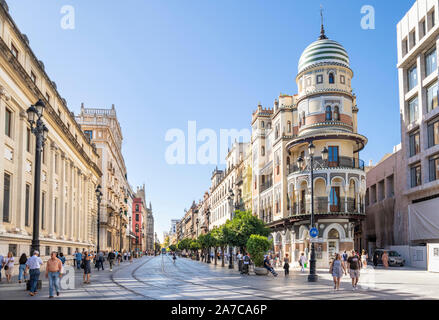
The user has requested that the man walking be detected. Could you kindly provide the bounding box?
[242,253,250,275]
[0,253,4,282]
[347,250,361,290]
[75,250,82,270]
[96,251,105,271]
[25,251,43,296]
[46,252,63,298]
[108,250,116,271]
[237,251,243,273]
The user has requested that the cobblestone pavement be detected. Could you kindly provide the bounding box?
[0,255,438,300]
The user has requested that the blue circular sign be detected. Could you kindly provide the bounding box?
[310,227,319,238]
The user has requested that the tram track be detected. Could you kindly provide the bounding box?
[159,255,278,300]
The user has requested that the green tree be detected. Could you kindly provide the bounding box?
[246,234,272,267]
[228,210,269,251]
[169,244,177,252]
[177,238,191,254]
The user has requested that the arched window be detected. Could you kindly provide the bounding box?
[261,146,265,156]
[261,121,265,128]
[334,106,340,120]
[329,73,335,84]
[287,121,291,133]
[325,106,332,121]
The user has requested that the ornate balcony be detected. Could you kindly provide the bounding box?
[260,180,273,192]
[288,156,365,175]
[290,197,364,217]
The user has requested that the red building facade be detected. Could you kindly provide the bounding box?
[132,198,144,252]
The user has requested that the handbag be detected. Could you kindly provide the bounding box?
[4,265,8,271]
[80,261,85,269]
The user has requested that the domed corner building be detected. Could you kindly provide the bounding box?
[251,23,368,269]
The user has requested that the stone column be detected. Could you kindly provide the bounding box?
[0,87,10,233]
[48,142,57,238]
[16,110,27,234]
[60,152,66,239]
[69,160,74,241]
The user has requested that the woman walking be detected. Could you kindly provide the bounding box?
[361,250,368,268]
[382,251,389,269]
[82,251,93,284]
[18,253,28,283]
[330,253,345,291]
[4,252,14,283]
[283,254,290,276]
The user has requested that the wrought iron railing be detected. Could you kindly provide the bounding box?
[288,156,365,175]
[291,197,362,215]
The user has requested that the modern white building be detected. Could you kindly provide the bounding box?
[396,0,439,271]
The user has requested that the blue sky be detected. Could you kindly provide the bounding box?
[8,0,415,242]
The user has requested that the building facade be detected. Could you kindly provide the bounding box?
[0,1,102,259]
[252,25,368,267]
[76,105,131,252]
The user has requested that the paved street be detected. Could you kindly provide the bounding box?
[0,255,438,300]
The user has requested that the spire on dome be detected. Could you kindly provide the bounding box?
[319,5,328,40]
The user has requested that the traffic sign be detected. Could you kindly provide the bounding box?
[310,227,319,238]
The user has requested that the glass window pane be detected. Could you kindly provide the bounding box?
[427,82,438,112]
[408,65,418,90]
[426,48,437,76]
[408,97,419,123]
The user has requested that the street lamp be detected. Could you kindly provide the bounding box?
[95,185,102,253]
[129,216,132,254]
[299,142,327,282]
[307,141,318,282]
[119,207,123,252]
[227,189,234,270]
[206,208,211,264]
[27,99,48,255]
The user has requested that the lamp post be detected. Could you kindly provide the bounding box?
[227,189,234,269]
[27,99,48,255]
[95,185,102,253]
[206,208,211,264]
[119,207,123,252]
[298,142,328,282]
[129,216,132,254]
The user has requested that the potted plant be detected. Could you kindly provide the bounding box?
[246,234,272,275]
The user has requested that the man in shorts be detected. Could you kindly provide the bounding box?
[347,250,361,290]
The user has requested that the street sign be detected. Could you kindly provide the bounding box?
[310,227,319,238]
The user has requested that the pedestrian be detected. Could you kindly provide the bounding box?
[263,255,278,277]
[108,250,116,271]
[361,250,368,268]
[382,251,389,269]
[25,251,43,296]
[373,251,379,267]
[18,253,28,283]
[75,250,82,270]
[342,250,348,275]
[124,251,127,261]
[46,251,63,298]
[330,253,345,291]
[82,251,93,284]
[347,250,361,290]
[0,253,4,282]
[127,251,131,262]
[242,253,250,275]
[117,252,122,265]
[172,253,177,264]
[283,254,290,276]
[58,252,66,273]
[3,252,14,283]
[299,253,307,272]
[96,251,104,271]
[237,251,243,273]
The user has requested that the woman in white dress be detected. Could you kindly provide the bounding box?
[361,249,368,268]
